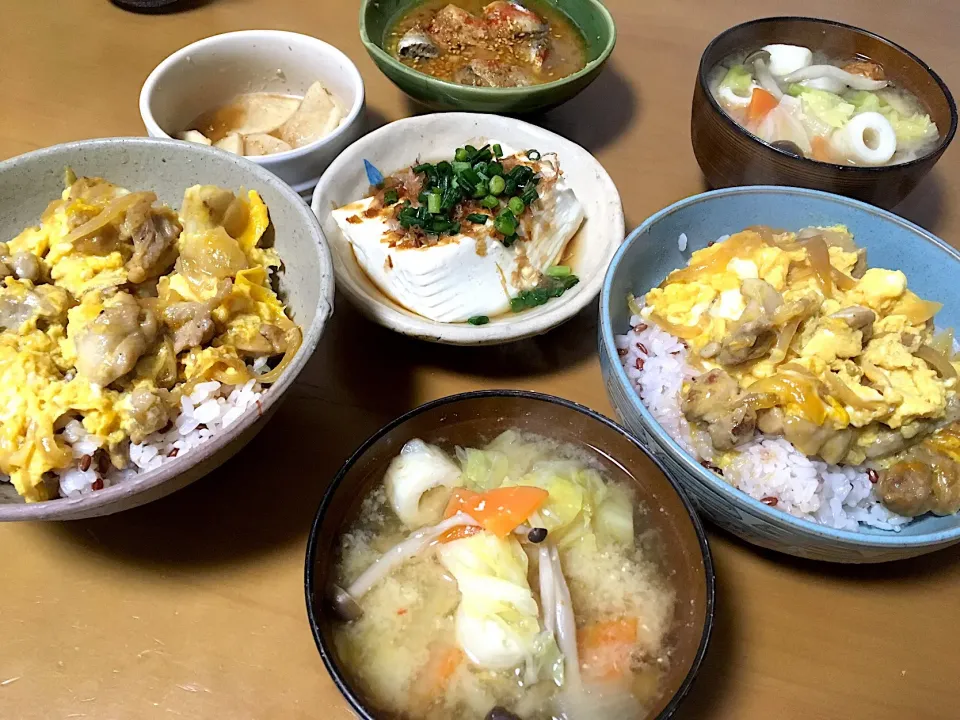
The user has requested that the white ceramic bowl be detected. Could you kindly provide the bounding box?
[140,30,366,196]
[311,113,625,345]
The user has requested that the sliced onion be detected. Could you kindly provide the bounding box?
[62,191,155,246]
[650,313,707,340]
[345,512,481,600]
[783,65,889,90]
[916,345,958,380]
[627,293,644,317]
[821,371,885,410]
[930,328,955,357]
[256,326,302,384]
[769,317,800,363]
[795,235,833,298]
[831,267,857,290]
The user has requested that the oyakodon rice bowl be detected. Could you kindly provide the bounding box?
[616,225,960,534]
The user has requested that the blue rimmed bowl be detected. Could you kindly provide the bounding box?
[599,186,960,563]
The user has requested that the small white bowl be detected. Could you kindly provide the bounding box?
[140,30,366,196]
[311,113,625,345]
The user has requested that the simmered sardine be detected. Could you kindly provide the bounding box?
[397,27,440,59]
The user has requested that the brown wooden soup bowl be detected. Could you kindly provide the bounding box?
[691,17,957,209]
[305,391,715,719]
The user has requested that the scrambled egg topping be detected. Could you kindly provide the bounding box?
[0,177,298,502]
[642,226,958,466]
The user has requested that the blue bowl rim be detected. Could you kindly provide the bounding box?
[304,389,716,720]
[600,184,960,548]
[697,15,959,173]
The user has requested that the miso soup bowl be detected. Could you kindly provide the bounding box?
[305,391,715,720]
[359,0,616,113]
[691,17,957,209]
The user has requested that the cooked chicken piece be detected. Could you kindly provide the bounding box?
[716,279,782,365]
[878,422,960,516]
[75,293,158,386]
[818,428,855,464]
[163,302,216,353]
[180,186,237,235]
[482,1,548,37]
[122,196,183,284]
[427,4,488,48]
[0,284,70,330]
[10,252,40,282]
[682,368,758,450]
[780,414,834,457]
[126,386,171,443]
[455,59,533,87]
[233,322,288,356]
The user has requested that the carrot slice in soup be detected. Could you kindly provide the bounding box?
[443,486,549,538]
[438,524,483,544]
[578,618,639,681]
[811,135,833,162]
[409,644,464,712]
[746,88,779,124]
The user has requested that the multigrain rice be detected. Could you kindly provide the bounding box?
[616,313,910,532]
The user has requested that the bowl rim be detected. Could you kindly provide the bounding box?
[697,15,959,172]
[304,389,716,720]
[358,0,617,97]
[600,184,960,548]
[0,136,335,521]
[138,29,366,166]
[310,111,626,345]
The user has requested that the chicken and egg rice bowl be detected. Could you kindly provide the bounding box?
[617,225,960,531]
[0,172,300,503]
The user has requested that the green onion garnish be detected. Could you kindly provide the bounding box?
[413,163,432,174]
[452,160,471,173]
[492,143,503,158]
[521,187,539,205]
[467,315,489,326]
[502,233,518,248]
[427,191,441,215]
[455,148,469,162]
[480,195,500,209]
[467,213,488,224]
[546,265,571,278]
[383,188,399,205]
[508,196,525,215]
[488,175,506,196]
[487,162,504,177]
[473,181,489,198]
[527,149,541,161]
[509,297,525,312]
[494,209,517,237]
[509,274,580,313]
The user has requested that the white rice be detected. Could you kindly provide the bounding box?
[52,380,263,499]
[616,313,910,532]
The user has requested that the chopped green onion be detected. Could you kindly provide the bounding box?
[546,265,572,278]
[508,196,525,215]
[473,181,489,198]
[510,297,525,312]
[473,144,493,163]
[467,213,488,224]
[413,163,432,174]
[488,175,506,196]
[467,315,489,326]
[464,145,478,158]
[455,148,469,162]
[450,221,461,235]
[561,274,580,290]
[494,209,517,236]
[521,187,539,205]
[502,233,518,248]
[458,167,481,186]
[452,161,471,174]
[480,195,500,209]
[487,162,504,176]
[492,143,503,158]
[427,191,441,214]
[473,161,490,174]
[527,149,541,161]
[436,161,452,175]
[504,178,518,195]
[383,188,399,205]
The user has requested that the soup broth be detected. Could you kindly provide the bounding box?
[331,431,675,720]
[387,0,587,88]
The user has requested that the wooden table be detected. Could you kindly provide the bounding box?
[2,0,959,718]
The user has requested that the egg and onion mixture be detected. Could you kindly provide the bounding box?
[640,226,960,515]
[0,174,299,502]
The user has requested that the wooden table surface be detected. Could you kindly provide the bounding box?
[2,0,959,718]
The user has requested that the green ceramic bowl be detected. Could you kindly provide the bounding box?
[359,0,616,113]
